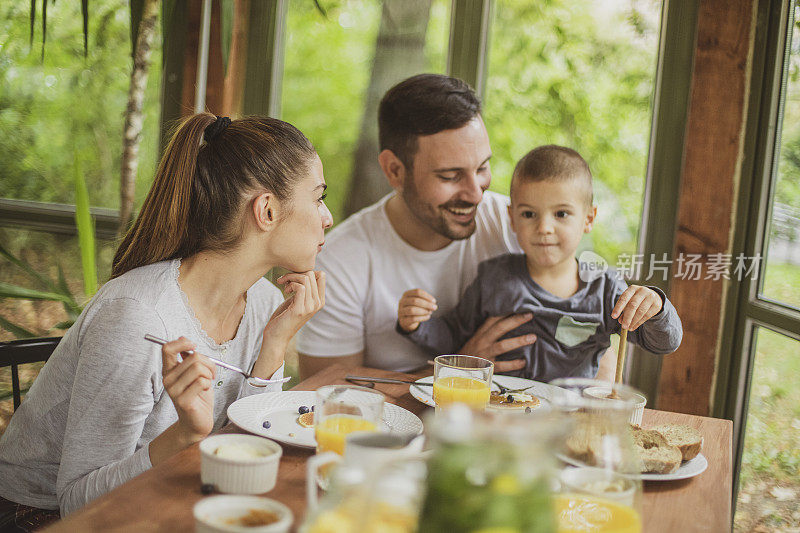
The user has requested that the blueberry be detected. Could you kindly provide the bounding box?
[311,405,315,412]
[201,483,215,495]
[262,420,271,429]
[299,406,310,414]
[506,394,514,403]
[525,407,532,414]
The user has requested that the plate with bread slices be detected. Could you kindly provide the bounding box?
[409,374,557,411]
[560,421,707,481]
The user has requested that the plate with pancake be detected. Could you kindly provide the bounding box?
[228,391,424,449]
[409,374,557,411]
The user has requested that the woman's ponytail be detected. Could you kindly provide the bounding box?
[112,113,216,278]
[112,112,316,278]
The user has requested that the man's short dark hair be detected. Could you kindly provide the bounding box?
[378,74,481,169]
[512,145,594,206]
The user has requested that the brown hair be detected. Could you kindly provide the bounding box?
[378,74,481,169]
[112,113,316,278]
[511,145,593,206]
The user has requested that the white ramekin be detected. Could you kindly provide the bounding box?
[200,434,282,494]
[583,386,647,426]
[194,495,292,533]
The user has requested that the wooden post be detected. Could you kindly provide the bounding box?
[656,0,756,415]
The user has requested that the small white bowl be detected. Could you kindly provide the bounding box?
[200,434,282,494]
[583,386,647,426]
[194,495,292,533]
[560,467,637,507]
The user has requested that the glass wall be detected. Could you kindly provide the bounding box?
[0,0,162,209]
[761,2,800,310]
[734,327,800,531]
[483,0,662,263]
[281,0,450,222]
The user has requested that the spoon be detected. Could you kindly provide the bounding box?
[144,334,291,387]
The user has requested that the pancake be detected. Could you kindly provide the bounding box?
[488,391,541,410]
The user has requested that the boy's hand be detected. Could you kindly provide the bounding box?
[611,285,663,331]
[398,289,438,332]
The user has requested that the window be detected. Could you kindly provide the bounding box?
[281,0,450,222]
[484,0,662,262]
[0,0,162,210]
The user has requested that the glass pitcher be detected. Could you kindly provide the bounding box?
[300,432,427,533]
[417,404,566,533]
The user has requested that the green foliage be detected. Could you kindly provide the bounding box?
[74,156,98,297]
[0,160,99,337]
[0,0,162,210]
[739,265,800,486]
[484,0,662,265]
[281,0,449,223]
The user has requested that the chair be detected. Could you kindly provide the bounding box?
[0,337,61,410]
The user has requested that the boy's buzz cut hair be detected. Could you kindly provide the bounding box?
[511,145,593,206]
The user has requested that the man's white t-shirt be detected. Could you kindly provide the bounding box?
[296,191,522,371]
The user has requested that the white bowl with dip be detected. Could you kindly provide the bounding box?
[560,466,637,507]
[583,386,647,426]
[200,434,282,494]
[194,495,292,533]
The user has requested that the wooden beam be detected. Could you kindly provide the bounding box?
[657,0,756,415]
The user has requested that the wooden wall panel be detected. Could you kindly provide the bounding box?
[657,0,755,415]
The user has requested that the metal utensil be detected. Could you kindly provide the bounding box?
[345,375,432,387]
[144,334,291,386]
[345,375,532,395]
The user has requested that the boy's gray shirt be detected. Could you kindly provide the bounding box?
[403,254,682,382]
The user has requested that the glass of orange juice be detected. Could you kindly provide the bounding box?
[432,355,493,411]
[314,385,384,457]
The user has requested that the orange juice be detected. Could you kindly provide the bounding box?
[555,493,641,533]
[315,415,378,455]
[432,376,490,409]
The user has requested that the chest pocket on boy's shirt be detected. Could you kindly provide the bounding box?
[555,316,601,347]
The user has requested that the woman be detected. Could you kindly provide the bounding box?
[0,113,333,527]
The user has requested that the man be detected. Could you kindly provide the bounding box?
[297,74,615,379]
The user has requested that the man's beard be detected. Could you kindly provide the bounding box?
[402,177,478,241]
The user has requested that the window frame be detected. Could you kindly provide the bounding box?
[713,0,800,501]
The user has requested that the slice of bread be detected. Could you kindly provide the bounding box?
[630,426,682,474]
[651,424,703,462]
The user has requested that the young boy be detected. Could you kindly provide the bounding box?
[396,145,682,381]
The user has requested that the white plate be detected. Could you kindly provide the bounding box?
[557,452,708,481]
[409,374,558,409]
[227,391,424,449]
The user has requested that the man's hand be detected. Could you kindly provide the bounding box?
[398,289,438,332]
[459,313,536,373]
[611,285,663,331]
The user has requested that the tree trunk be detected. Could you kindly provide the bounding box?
[222,0,250,116]
[119,0,160,234]
[344,0,432,217]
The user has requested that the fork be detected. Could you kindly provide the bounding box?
[144,334,291,386]
[492,381,535,394]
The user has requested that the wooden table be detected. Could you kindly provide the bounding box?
[45,365,732,532]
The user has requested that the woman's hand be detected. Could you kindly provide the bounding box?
[266,271,326,343]
[252,271,326,380]
[398,288,437,332]
[611,285,663,330]
[161,337,215,442]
